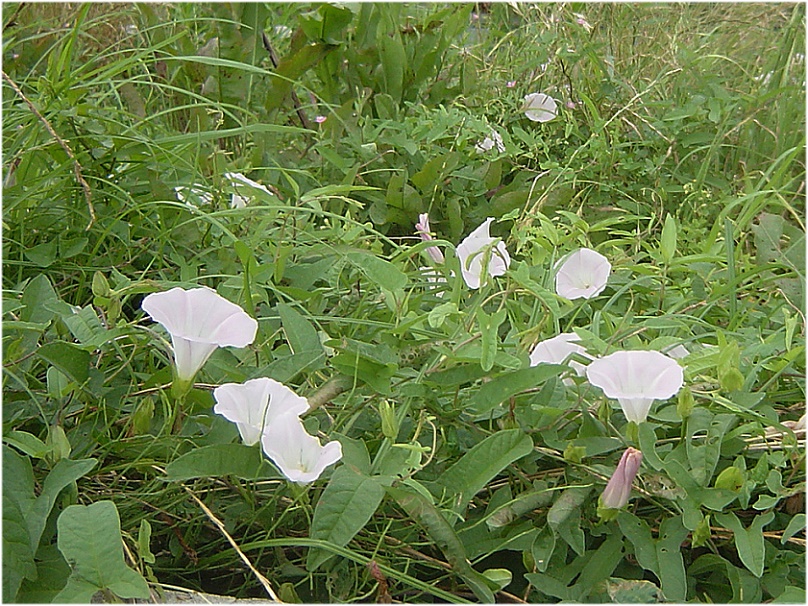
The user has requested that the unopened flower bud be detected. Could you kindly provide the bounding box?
[600,447,643,511]
[379,401,399,440]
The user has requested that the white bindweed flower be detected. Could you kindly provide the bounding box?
[529,333,592,385]
[225,172,274,209]
[586,350,684,424]
[523,92,558,122]
[456,218,511,289]
[475,130,506,154]
[261,414,342,485]
[174,186,213,207]
[213,378,309,446]
[663,344,690,360]
[600,447,643,510]
[141,287,257,385]
[555,248,611,300]
[415,213,445,264]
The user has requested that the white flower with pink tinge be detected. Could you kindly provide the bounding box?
[456,218,511,289]
[586,350,684,424]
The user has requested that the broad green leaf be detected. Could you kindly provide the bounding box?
[37,342,91,385]
[686,409,735,485]
[477,308,506,372]
[468,364,566,415]
[714,511,774,577]
[299,4,354,44]
[307,467,386,571]
[378,32,405,103]
[574,533,623,595]
[639,421,665,471]
[265,43,335,113]
[164,444,279,481]
[605,578,663,603]
[530,523,556,573]
[3,431,48,459]
[655,515,689,601]
[486,481,553,528]
[781,513,806,544]
[55,501,150,602]
[3,493,36,602]
[333,433,371,475]
[439,429,534,513]
[660,214,677,264]
[58,305,110,348]
[278,302,324,354]
[20,275,59,324]
[547,485,590,532]
[345,251,407,292]
[29,458,97,554]
[617,512,659,575]
[387,486,496,603]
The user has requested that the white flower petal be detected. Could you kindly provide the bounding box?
[213,378,309,446]
[529,332,591,384]
[456,218,511,289]
[142,287,257,381]
[555,248,611,300]
[523,92,558,122]
[585,350,684,424]
[261,414,342,484]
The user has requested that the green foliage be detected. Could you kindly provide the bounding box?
[55,501,150,602]
[3,2,804,603]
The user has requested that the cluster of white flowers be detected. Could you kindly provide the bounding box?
[141,287,341,485]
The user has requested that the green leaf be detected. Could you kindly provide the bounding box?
[278,302,324,354]
[660,214,677,264]
[378,32,406,103]
[468,364,566,415]
[618,512,660,575]
[386,486,496,603]
[3,431,49,459]
[604,578,663,603]
[164,444,279,481]
[686,409,735,485]
[714,511,774,577]
[439,429,534,513]
[477,308,506,372]
[29,458,97,554]
[655,515,689,601]
[530,523,556,573]
[55,501,150,602]
[3,493,36,602]
[20,274,58,323]
[307,467,387,571]
[781,513,806,544]
[37,342,91,385]
[547,486,590,556]
[345,251,407,291]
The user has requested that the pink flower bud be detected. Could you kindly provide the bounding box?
[314,115,327,124]
[601,447,642,509]
[415,213,445,264]
[506,80,517,89]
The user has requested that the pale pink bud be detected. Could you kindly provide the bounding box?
[601,447,642,509]
[506,80,517,89]
[314,115,327,124]
[415,213,445,264]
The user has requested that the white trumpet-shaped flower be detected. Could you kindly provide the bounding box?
[475,129,506,154]
[585,350,684,424]
[261,414,343,485]
[555,248,611,300]
[456,218,511,289]
[213,378,309,446]
[141,287,257,386]
[225,171,274,209]
[529,333,592,385]
[523,92,558,122]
